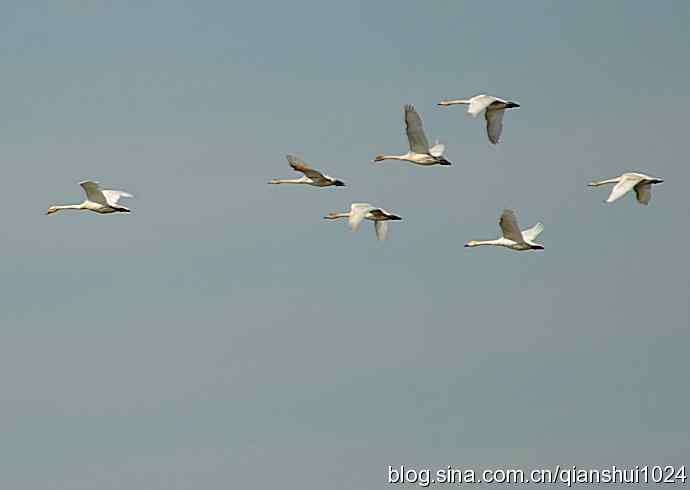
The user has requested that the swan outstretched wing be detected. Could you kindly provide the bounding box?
[374,221,388,241]
[499,209,525,243]
[485,108,505,144]
[467,95,498,116]
[404,105,430,153]
[102,190,133,206]
[286,155,326,181]
[79,180,108,205]
[634,182,652,205]
[349,203,372,231]
[429,142,445,157]
[606,175,640,203]
[521,222,544,242]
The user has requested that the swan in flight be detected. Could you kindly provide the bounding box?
[269,155,345,187]
[373,105,451,166]
[46,180,133,215]
[324,203,402,240]
[465,209,544,251]
[438,94,520,144]
[588,172,663,205]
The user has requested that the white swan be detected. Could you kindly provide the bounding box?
[46,180,133,215]
[269,155,345,187]
[324,203,402,241]
[588,172,663,205]
[465,209,544,251]
[438,94,520,144]
[373,105,451,166]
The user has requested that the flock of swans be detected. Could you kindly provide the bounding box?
[46,94,664,250]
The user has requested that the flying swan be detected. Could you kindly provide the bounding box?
[46,180,133,215]
[269,155,345,187]
[465,209,544,251]
[373,105,451,166]
[324,203,402,241]
[588,172,663,205]
[438,94,520,144]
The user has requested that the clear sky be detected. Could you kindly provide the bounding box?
[1,1,689,489]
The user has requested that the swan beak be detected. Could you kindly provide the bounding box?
[508,102,521,108]
[334,180,346,187]
[390,215,402,221]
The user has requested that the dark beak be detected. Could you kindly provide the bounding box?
[464,244,470,247]
[508,102,521,108]
[334,180,346,187]
[391,215,402,221]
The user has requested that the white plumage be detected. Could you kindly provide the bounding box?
[46,181,133,215]
[438,94,520,144]
[588,172,664,205]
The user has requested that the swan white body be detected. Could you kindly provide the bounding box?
[46,181,133,215]
[324,203,402,241]
[465,209,544,251]
[438,94,520,144]
[373,105,451,166]
[269,155,345,187]
[588,172,663,205]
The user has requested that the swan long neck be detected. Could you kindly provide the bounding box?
[588,178,620,187]
[324,212,350,220]
[438,99,469,106]
[268,178,304,184]
[52,203,84,211]
[378,154,407,161]
[466,239,502,247]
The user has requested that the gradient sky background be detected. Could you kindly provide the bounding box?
[1,1,689,489]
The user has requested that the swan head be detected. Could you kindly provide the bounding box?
[372,155,386,162]
[46,206,59,215]
[323,213,342,220]
[333,180,346,187]
[464,240,479,248]
[507,101,520,109]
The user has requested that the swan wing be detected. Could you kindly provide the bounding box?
[634,182,652,205]
[79,180,108,205]
[499,209,525,243]
[286,155,326,181]
[485,108,505,144]
[606,175,640,203]
[374,221,388,241]
[429,142,445,157]
[404,104,430,153]
[102,190,133,206]
[468,95,498,116]
[521,222,544,242]
[349,203,372,231]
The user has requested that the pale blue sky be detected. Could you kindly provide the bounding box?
[1,1,688,489]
